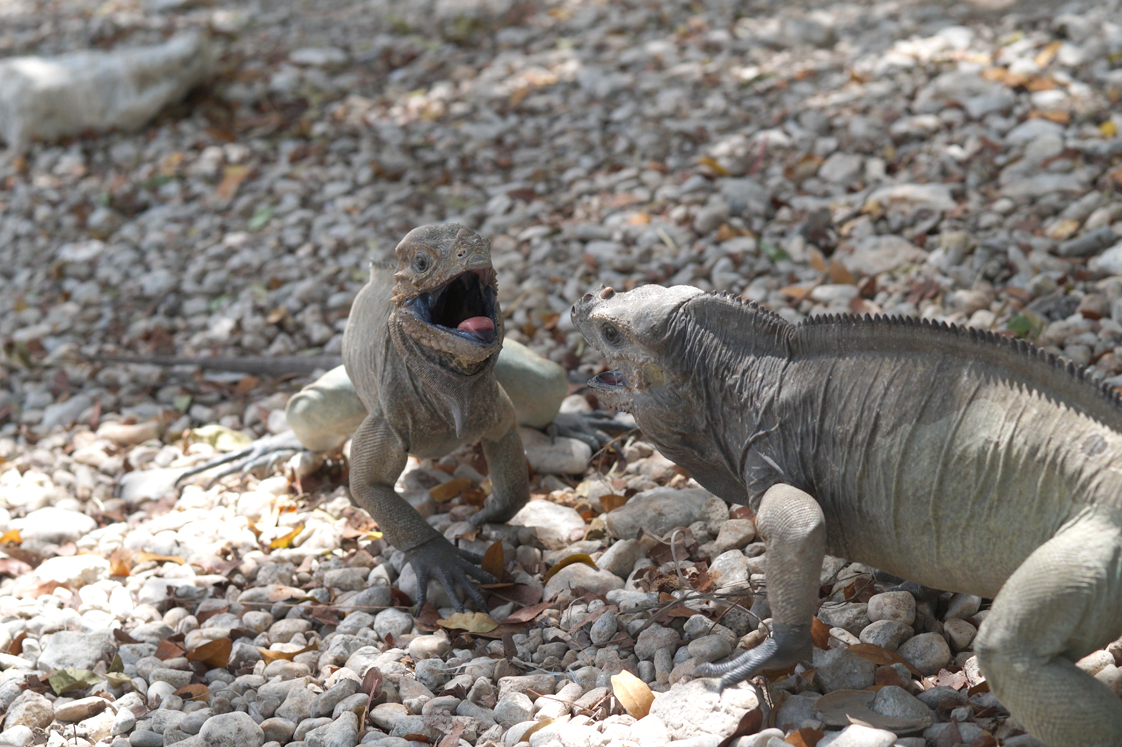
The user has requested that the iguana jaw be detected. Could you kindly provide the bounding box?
[398,266,502,360]
[588,368,634,409]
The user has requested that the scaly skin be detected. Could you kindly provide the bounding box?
[342,224,530,612]
[572,284,1122,747]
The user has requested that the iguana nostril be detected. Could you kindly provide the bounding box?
[600,287,615,299]
[582,293,592,302]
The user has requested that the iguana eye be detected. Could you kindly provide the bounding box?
[412,253,431,273]
[602,323,622,346]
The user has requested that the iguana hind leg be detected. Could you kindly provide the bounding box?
[697,483,825,687]
[974,507,1122,747]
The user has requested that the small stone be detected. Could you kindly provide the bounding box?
[686,634,732,663]
[198,713,264,747]
[508,499,586,551]
[543,562,624,599]
[818,152,864,185]
[896,632,952,675]
[604,487,714,540]
[867,591,916,625]
[589,612,619,645]
[304,711,359,747]
[4,692,54,729]
[54,697,108,722]
[818,724,897,747]
[259,718,296,744]
[129,731,163,747]
[817,602,870,636]
[519,429,592,475]
[944,593,981,620]
[812,648,877,692]
[634,626,681,660]
[17,506,97,543]
[944,618,977,652]
[859,620,914,651]
[710,519,756,554]
[492,692,533,727]
[0,726,34,747]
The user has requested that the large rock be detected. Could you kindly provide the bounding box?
[0,31,214,150]
[197,712,264,747]
[38,630,116,672]
[604,487,714,539]
[507,499,586,550]
[648,678,759,740]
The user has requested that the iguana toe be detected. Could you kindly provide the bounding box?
[174,431,305,488]
[405,538,497,614]
[547,411,635,449]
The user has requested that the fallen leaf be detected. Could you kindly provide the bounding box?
[611,670,654,719]
[0,529,21,544]
[520,718,554,741]
[0,558,32,577]
[186,637,231,668]
[500,599,554,624]
[196,602,229,625]
[187,424,253,452]
[1034,39,1062,68]
[1101,120,1118,138]
[698,155,730,176]
[816,689,931,732]
[48,668,102,696]
[269,524,305,549]
[828,260,855,285]
[600,494,628,512]
[847,643,922,677]
[811,617,831,650]
[481,540,504,579]
[134,552,186,565]
[215,165,250,200]
[175,684,210,701]
[542,553,597,583]
[155,639,187,660]
[429,477,472,502]
[784,727,824,746]
[1031,108,1069,124]
[438,611,498,634]
[716,707,764,747]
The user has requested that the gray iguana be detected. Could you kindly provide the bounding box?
[572,284,1122,747]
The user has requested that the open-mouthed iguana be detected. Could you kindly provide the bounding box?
[572,284,1122,747]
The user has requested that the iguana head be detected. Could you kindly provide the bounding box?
[571,284,705,413]
[391,224,502,363]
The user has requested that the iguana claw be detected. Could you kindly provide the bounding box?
[694,622,812,689]
[547,411,635,450]
[174,431,305,488]
[405,536,496,613]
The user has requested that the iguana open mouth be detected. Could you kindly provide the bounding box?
[409,268,499,345]
[589,370,631,391]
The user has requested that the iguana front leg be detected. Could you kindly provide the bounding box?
[349,410,495,612]
[697,483,825,687]
[471,397,530,526]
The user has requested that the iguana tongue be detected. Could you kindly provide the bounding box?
[457,316,496,343]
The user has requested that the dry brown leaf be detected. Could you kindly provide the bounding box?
[542,553,598,583]
[186,637,232,668]
[215,165,250,200]
[501,599,553,624]
[155,639,187,660]
[269,524,305,549]
[1034,39,1062,68]
[600,494,628,512]
[520,718,555,741]
[0,528,21,544]
[430,477,472,502]
[1101,120,1119,138]
[698,155,730,176]
[808,248,826,273]
[784,727,825,746]
[816,690,931,732]
[438,611,498,634]
[828,260,855,285]
[847,643,922,677]
[611,670,654,719]
[811,616,831,650]
[135,552,186,565]
[716,707,764,747]
[175,684,210,702]
[628,212,651,226]
[481,540,504,580]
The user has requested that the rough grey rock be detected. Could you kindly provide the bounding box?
[38,630,116,671]
[604,487,714,539]
[0,32,214,150]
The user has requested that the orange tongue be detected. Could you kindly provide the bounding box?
[457,316,495,338]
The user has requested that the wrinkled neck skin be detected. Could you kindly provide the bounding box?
[387,316,498,438]
[635,306,792,507]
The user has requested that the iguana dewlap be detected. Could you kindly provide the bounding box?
[573,284,1122,747]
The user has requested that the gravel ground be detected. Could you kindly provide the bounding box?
[2,0,1122,745]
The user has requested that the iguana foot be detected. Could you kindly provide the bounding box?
[174,431,305,488]
[695,622,812,688]
[405,535,497,613]
[547,411,635,450]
